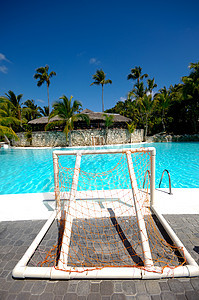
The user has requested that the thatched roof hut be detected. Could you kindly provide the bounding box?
[28,109,131,130]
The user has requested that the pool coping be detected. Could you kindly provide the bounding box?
[0,188,199,222]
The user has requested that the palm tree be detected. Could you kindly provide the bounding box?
[147,78,157,96]
[103,114,114,144]
[127,122,136,143]
[156,88,171,132]
[22,99,41,122]
[90,69,112,112]
[139,94,156,141]
[5,90,23,122]
[47,95,90,144]
[39,106,49,116]
[34,65,56,115]
[0,97,20,141]
[127,66,148,85]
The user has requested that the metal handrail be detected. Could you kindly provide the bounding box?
[159,169,172,194]
[143,170,151,189]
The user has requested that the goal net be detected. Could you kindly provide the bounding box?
[13,147,199,279]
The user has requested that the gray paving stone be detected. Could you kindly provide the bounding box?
[145,281,161,295]
[114,282,123,293]
[167,279,185,294]
[38,292,54,300]
[0,290,8,300]
[111,294,125,300]
[122,281,136,295]
[31,281,47,295]
[67,282,78,293]
[100,280,114,295]
[175,294,186,300]
[135,280,147,293]
[190,277,199,290]
[16,292,31,300]
[180,279,194,291]
[53,281,69,295]
[136,294,151,300]
[63,293,77,300]
[185,290,199,300]
[77,280,90,296]
[6,294,17,300]
[9,280,25,293]
[160,291,177,300]
[87,293,101,300]
[91,282,100,293]
[151,295,161,300]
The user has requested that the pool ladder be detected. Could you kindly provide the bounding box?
[143,169,172,195]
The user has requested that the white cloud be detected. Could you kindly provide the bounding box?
[0,53,10,62]
[37,99,45,103]
[0,65,8,74]
[120,97,126,102]
[89,57,100,65]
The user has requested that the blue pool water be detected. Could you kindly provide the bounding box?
[0,142,198,194]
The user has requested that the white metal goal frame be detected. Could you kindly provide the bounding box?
[12,147,199,279]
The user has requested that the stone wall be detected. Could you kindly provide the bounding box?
[12,129,144,147]
[146,133,199,143]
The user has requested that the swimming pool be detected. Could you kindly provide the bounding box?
[0,142,198,194]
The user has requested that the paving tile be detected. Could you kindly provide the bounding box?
[176,294,186,300]
[114,282,123,293]
[160,291,177,300]
[190,277,199,290]
[135,280,147,294]
[0,290,8,300]
[158,280,170,292]
[100,280,114,295]
[136,294,151,300]
[38,292,54,300]
[185,290,199,300]
[16,292,31,300]
[145,280,161,295]
[122,280,136,295]
[151,295,161,300]
[6,294,18,300]
[87,293,101,300]
[53,281,69,295]
[167,278,185,294]
[67,282,78,293]
[180,279,194,291]
[111,294,126,300]
[31,281,47,295]
[90,282,100,293]
[9,280,25,293]
[63,293,77,300]
[77,280,90,296]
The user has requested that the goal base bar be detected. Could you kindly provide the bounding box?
[12,207,199,280]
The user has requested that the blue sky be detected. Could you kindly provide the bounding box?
[1,0,199,112]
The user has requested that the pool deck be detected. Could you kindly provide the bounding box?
[0,189,199,299]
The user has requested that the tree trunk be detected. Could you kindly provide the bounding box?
[47,84,50,115]
[102,84,104,112]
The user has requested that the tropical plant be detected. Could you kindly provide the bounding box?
[5,90,23,122]
[147,78,157,96]
[138,94,156,141]
[91,69,112,112]
[34,65,56,115]
[39,106,49,116]
[127,122,136,143]
[103,114,114,144]
[127,66,148,85]
[22,99,41,122]
[155,87,171,132]
[0,97,20,141]
[47,95,90,144]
